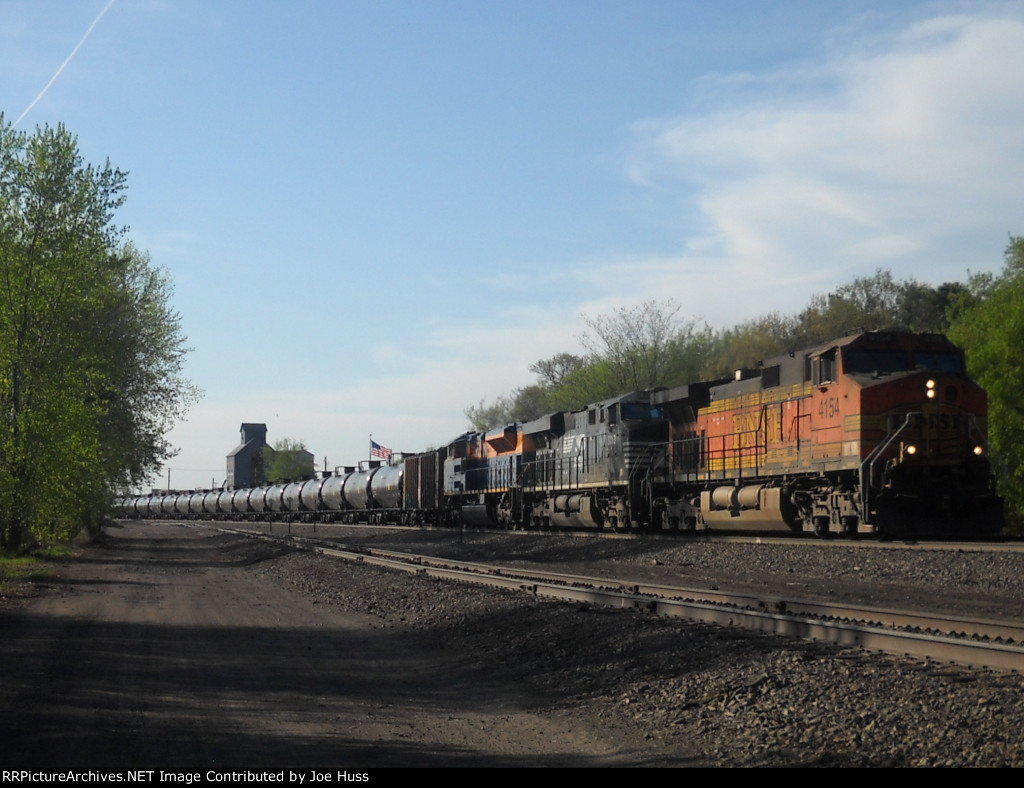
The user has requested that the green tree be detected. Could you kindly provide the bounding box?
[465,300,718,429]
[705,313,796,379]
[464,385,550,432]
[0,119,198,550]
[529,353,585,388]
[948,236,1024,528]
[579,298,686,392]
[263,438,315,482]
[789,269,957,348]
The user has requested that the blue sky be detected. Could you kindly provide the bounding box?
[4,0,1023,491]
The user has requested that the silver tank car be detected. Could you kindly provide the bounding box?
[282,481,305,514]
[217,489,235,516]
[343,468,374,510]
[299,477,325,512]
[202,491,220,516]
[369,463,403,509]
[248,487,269,515]
[231,487,252,515]
[188,492,205,517]
[265,484,286,513]
[319,474,346,511]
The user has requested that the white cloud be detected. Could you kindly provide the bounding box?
[619,10,1024,322]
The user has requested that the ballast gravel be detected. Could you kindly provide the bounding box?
[246,525,1024,767]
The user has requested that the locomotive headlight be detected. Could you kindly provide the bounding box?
[974,445,984,456]
[905,444,918,455]
[925,379,936,399]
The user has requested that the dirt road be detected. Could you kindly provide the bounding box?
[0,521,678,768]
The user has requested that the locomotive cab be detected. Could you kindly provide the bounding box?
[836,333,1000,535]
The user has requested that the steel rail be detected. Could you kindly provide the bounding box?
[311,544,1024,673]
[294,540,1024,644]
[205,523,1024,672]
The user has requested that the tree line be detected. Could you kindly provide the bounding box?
[0,119,198,552]
[465,243,1024,528]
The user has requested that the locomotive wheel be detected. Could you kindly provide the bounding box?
[812,516,830,538]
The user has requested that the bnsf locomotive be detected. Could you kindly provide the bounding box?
[119,330,1003,538]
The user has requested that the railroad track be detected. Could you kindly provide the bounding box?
[190,521,1024,673]
[252,518,1024,552]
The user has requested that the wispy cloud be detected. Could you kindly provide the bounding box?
[14,0,118,127]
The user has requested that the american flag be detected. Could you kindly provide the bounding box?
[370,440,392,460]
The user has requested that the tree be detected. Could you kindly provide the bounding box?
[529,353,585,388]
[580,299,683,392]
[789,269,958,349]
[263,438,315,483]
[464,300,717,429]
[578,298,715,395]
[948,236,1024,529]
[705,313,797,379]
[0,119,198,550]
[464,386,549,432]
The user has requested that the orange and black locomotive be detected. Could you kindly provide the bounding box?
[650,330,1001,536]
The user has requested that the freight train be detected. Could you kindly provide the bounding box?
[117,330,1004,538]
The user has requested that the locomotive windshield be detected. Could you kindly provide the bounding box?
[913,351,964,373]
[843,349,965,375]
[619,403,665,421]
[843,350,908,374]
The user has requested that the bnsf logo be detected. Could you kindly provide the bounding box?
[897,413,966,430]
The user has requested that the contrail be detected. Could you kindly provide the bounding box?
[14,0,119,128]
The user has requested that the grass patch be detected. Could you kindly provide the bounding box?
[0,545,68,589]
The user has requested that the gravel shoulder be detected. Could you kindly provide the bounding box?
[0,521,687,768]
[3,520,1024,768]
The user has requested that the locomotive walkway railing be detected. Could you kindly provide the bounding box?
[666,428,766,483]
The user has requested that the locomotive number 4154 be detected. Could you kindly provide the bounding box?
[819,396,841,420]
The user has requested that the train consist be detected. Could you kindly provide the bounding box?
[118,330,1004,537]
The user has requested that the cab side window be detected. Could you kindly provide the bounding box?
[814,349,837,385]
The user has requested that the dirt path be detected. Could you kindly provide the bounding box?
[0,521,676,768]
